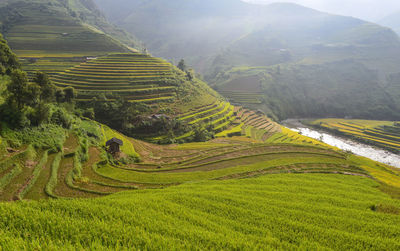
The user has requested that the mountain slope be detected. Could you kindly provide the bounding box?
[0,0,138,56]
[0,0,225,142]
[96,0,400,120]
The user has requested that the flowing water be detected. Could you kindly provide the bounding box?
[282,119,400,168]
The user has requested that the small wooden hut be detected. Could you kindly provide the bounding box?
[106,137,123,154]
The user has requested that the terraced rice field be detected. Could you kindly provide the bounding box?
[309,119,400,153]
[2,120,397,201]
[50,53,177,103]
[173,101,237,141]
[213,106,281,141]
[219,90,263,104]
[2,118,400,249]
[1,171,400,249]
[3,1,129,56]
[218,75,264,104]
[174,103,280,142]
[21,57,88,79]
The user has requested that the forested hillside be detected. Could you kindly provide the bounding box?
[96,0,400,120]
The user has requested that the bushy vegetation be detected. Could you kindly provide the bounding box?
[0,34,19,75]
[0,124,66,152]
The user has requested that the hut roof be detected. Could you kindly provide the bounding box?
[106,137,123,146]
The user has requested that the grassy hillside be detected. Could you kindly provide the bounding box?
[96,0,400,120]
[0,0,132,56]
[0,0,141,78]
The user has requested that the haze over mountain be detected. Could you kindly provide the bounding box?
[245,0,400,22]
[96,0,400,120]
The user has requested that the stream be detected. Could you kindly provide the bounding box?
[282,119,400,168]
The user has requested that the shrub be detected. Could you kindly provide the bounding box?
[50,108,72,129]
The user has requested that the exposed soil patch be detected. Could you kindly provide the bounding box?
[54,156,97,198]
[24,154,56,200]
[0,161,36,201]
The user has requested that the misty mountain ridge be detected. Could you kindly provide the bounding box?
[96,0,400,69]
[95,0,400,120]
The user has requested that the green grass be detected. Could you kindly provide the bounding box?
[0,124,66,152]
[100,125,138,158]
[216,123,244,137]
[44,152,63,199]
[96,155,347,184]
[0,173,399,249]
[189,103,232,125]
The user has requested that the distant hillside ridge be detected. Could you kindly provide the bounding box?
[95,0,400,120]
[0,0,141,57]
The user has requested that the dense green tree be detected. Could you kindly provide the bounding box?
[186,69,194,81]
[177,59,187,71]
[26,83,41,107]
[33,71,56,103]
[64,87,76,103]
[55,89,65,103]
[0,34,19,75]
[193,125,213,142]
[7,69,29,110]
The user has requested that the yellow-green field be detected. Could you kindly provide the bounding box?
[309,118,400,153]
[1,117,400,249]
